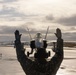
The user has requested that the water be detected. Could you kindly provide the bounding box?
[0,46,76,75]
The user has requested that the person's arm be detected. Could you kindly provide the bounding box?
[49,39,64,75]
[14,31,33,74]
[15,40,28,72]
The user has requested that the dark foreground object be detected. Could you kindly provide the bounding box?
[14,29,63,75]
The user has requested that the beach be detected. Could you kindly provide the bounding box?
[0,46,76,75]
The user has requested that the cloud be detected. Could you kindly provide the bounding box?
[0,0,18,3]
[0,26,27,34]
[24,22,35,27]
[0,25,76,42]
[0,25,51,41]
[0,24,48,35]
[0,6,38,21]
[0,6,26,21]
[42,15,55,23]
[0,25,37,41]
[0,25,50,35]
[57,14,76,26]
[0,24,56,37]
[63,32,76,41]
[46,15,54,21]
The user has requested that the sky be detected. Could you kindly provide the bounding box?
[0,0,76,42]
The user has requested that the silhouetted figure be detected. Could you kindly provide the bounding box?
[14,28,63,75]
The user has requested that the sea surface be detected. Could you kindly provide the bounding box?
[0,46,76,75]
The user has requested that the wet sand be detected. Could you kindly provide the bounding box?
[0,46,76,75]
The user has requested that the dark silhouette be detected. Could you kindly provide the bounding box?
[14,28,64,75]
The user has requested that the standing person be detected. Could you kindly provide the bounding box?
[14,28,64,75]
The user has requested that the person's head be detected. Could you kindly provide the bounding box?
[55,28,62,38]
[34,48,48,64]
[34,48,49,60]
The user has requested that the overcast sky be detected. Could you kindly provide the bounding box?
[0,0,76,42]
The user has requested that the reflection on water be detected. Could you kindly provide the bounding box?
[0,46,76,75]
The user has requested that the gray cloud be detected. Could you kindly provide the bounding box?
[0,26,28,34]
[45,31,76,42]
[0,26,55,42]
[0,6,38,21]
[63,32,76,41]
[0,25,52,35]
[0,34,30,42]
[0,32,76,42]
[0,0,18,3]
[57,14,76,26]
[46,15,54,21]
[0,6,26,20]
[0,25,48,41]
[0,25,76,42]
[43,15,55,22]
[24,22,35,27]
[0,25,32,42]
